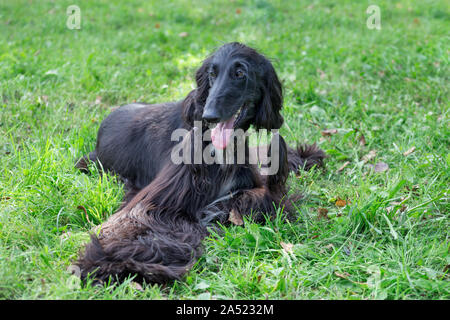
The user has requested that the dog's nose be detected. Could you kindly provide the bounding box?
[202,110,220,123]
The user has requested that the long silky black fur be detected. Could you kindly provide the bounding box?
[76,43,326,284]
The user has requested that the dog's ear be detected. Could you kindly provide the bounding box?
[254,58,284,130]
[267,132,289,194]
[182,57,212,126]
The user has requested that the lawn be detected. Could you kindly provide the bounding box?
[0,0,448,299]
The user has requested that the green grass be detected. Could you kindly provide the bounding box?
[0,0,449,299]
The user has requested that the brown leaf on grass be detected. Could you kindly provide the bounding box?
[403,147,416,156]
[228,209,243,226]
[321,128,338,137]
[359,134,366,146]
[178,32,189,37]
[60,230,72,239]
[236,8,242,14]
[317,68,326,79]
[280,242,294,254]
[335,271,366,285]
[1,197,11,201]
[317,208,329,220]
[362,150,376,163]
[77,205,91,223]
[406,184,420,197]
[131,281,144,292]
[374,162,389,173]
[154,23,160,29]
[311,235,319,239]
[308,120,321,128]
[335,271,350,279]
[335,199,347,207]
[337,161,350,172]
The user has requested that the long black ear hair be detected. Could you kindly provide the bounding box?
[182,56,212,126]
[254,57,284,130]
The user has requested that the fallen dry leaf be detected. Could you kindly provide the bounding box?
[335,271,350,279]
[403,147,416,156]
[362,150,376,163]
[335,199,347,207]
[228,209,243,226]
[60,231,72,241]
[406,184,420,196]
[337,161,350,172]
[321,128,338,137]
[131,281,144,292]
[236,8,242,14]
[280,242,294,254]
[317,68,326,79]
[154,23,160,29]
[374,162,389,173]
[335,271,366,285]
[178,32,189,37]
[359,134,366,146]
[317,208,329,220]
[77,205,91,223]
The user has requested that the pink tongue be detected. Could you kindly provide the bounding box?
[211,116,235,149]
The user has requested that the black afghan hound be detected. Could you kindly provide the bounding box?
[76,42,325,284]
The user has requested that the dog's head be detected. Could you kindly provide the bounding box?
[183,42,284,139]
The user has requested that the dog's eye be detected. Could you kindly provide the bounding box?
[235,69,245,79]
[209,70,216,79]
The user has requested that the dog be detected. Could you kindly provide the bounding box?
[76,42,326,284]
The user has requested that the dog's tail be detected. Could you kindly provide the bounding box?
[77,207,208,285]
[287,143,327,173]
